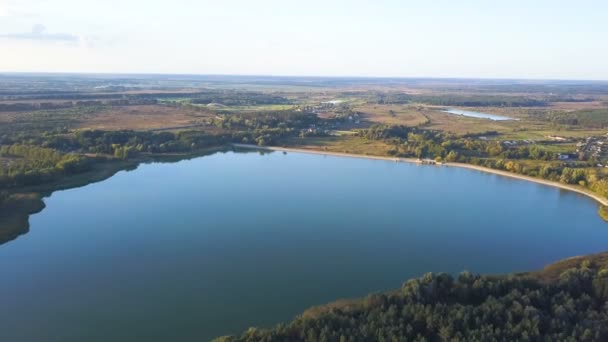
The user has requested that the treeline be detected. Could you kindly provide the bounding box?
[359,125,560,162]
[371,94,547,107]
[0,145,92,187]
[0,98,158,112]
[213,111,318,130]
[462,158,608,196]
[0,91,209,101]
[220,259,608,341]
[543,109,608,128]
[70,128,295,155]
[0,110,319,188]
[210,111,321,145]
[412,95,547,107]
[0,131,232,188]
[358,124,606,193]
[189,92,291,106]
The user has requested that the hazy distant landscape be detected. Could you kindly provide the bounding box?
[1,73,608,340]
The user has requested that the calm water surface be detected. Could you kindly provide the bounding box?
[0,150,606,341]
[442,108,515,120]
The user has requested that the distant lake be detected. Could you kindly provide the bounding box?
[442,108,515,120]
[0,150,606,341]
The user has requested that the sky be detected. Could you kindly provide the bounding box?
[1,0,607,80]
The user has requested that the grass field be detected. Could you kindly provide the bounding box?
[353,104,429,126]
[281,136,393,156]
[348,103,608,142]
[0,104,220,133]
[75,105,213,131]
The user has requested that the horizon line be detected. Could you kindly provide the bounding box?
[1,71,608,83]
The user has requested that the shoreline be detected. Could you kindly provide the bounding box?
[233,143,608,207]
[0,146,230,246]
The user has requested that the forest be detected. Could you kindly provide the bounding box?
[371,94,547,107]
[0,110,320,189]
[218,257,608,341]
[0,144,91,187]
[189,92,291,106]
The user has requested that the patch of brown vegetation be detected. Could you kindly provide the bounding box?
[423,110,517,135]
[75,105,214,131]
[354,104,429,126]
[550,101,608,111]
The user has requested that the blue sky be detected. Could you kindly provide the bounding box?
[1,0,607,79]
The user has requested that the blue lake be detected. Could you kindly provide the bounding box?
[0,150,606,341]
[442,108,515,120]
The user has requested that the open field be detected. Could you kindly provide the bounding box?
[353,104,429,126]
[422,110,519,134]
[73,105,212,131]
[280,136,394,156]
[1,76,607,149]
[550,101,608,111]
[0,104,220,133]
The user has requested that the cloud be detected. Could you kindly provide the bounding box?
[0,24,79,43]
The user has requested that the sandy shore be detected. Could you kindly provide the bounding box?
[233,143,608,207]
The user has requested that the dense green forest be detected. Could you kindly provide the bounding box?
[189,92,290,106]
[371,94,547,107]
[410,95,547,107]
[218,257,608,341]
[0,145,91,187]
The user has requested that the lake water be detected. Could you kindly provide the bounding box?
[1,150,606,341]
[442,108,515,120]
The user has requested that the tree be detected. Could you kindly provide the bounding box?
[445,151,459,162]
